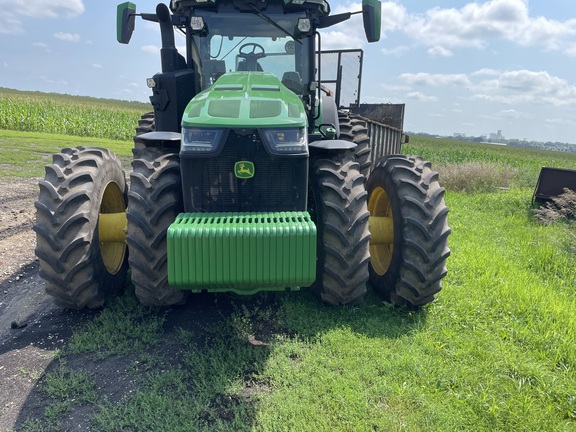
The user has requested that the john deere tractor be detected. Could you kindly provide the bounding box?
[33,0,450,309]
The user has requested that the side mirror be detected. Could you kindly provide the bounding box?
[117,2,136,44]
[362,0,381,43]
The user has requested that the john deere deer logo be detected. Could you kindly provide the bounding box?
[234,161,255,179]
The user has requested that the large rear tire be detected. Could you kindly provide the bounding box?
[339,112,371,178]
[34,147,128,309]
[135,112,155,135]
[127,146,186,306]
[309,155,371,305]
[367,155,451,307]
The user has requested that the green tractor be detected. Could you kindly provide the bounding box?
[33,0,450,309]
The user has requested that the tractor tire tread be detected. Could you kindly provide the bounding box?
[368,155,451,307]
[34,146,128,309]
[127,142,186,306]
[338,111,371,178]
[311,155,370,305]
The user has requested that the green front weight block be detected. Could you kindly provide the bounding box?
[167,212,317,294]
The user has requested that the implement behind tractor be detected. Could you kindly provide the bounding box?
[33,0,450,309]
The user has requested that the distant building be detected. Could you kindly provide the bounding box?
[489,130,504,141]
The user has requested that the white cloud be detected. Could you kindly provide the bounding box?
[381,46,409,57]
[471,68,501,76]
[92,64,103,69]
[498,109,517,116]
[407,91,438,102]
[401,72,471,87]
[473,69,576,106]
[54,32,80,42]
[319,1,369,49]
[0,13,23,34]
[427,45,453,58]
[397,0,576,53]
[380,84,411,92]
[321,30,365,50]
[381,2,408,34]
[32,42,51,53]
[0,0,84,34]
[2,0,84,19]
[399,68,576,108]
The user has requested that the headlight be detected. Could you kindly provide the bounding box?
[181,127,225,153]
[297,18,311,33]
[190,17,205,31]
[261,127,308,155]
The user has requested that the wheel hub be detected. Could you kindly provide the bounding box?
[98,182,127,275]
[368,186,394,276]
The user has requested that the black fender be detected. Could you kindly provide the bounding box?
[309,139,357,152]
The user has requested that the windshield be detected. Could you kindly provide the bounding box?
[191,6,313,93]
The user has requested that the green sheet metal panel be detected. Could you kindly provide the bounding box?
[167,212,316,294]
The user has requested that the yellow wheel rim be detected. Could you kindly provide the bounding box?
[98,182,127,275]
[368,186,394,276]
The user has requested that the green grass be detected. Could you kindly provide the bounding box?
[90,306,272,432]
[68,291,166,358]
[43,367,98,404]
[0,129,133,178]
[252,190,576,431]
[23,366,99,431]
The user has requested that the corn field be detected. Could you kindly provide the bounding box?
[0,88,150,141]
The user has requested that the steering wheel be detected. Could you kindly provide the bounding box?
[239,42,266,59]
[237,43,266,71]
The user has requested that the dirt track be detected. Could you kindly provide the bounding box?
[0,179,72,431]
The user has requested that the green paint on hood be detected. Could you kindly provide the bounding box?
[182,72,307,129]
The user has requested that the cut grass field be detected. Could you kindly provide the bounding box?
[1,91,576,430]
[0,129,133,179]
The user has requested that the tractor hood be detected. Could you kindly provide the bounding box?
[181,72,307,129]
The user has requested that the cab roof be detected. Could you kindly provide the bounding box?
[170,0,330,16]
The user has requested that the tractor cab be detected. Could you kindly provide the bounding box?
[188,4,314,93]
[117,0,381,133]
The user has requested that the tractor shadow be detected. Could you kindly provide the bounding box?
[7,281,279,431]
[275,288,430,342]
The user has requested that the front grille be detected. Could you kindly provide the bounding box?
[181,130,308,213]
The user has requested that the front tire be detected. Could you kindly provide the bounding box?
[309,155,371,305]
[127,146,186,306]
[367,155,451,306]
[34,147,128,309]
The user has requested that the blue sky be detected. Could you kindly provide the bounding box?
[2,0,576,143]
